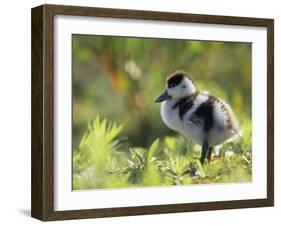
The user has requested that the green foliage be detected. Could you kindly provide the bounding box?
[73,115,127,189]
[73,116,252,190]
[147,138,159,162]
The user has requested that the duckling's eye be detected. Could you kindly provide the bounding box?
[182,85,186,88]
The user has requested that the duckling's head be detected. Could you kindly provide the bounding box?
[154,71,196,102]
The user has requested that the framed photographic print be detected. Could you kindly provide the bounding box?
[31,4,274,221]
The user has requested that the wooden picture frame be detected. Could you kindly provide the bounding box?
[31,4,274,221]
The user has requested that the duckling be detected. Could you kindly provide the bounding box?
[154,71,241,165]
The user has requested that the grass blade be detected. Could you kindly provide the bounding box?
[147,138,159,162]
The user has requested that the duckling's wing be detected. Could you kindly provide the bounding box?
[226,107,242,137]
[211,96,242,138]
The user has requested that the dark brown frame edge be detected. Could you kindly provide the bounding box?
[31,4,274,221]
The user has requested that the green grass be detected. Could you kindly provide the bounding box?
[73,115,252,190]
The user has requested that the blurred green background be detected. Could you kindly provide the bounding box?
[72,35,251,149]
[72,35,252,190]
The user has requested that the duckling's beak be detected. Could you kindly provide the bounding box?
[154,89,171,103]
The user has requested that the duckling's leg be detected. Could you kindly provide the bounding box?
[200,140,209,165]
[207,147,213,161]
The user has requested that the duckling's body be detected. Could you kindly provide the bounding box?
[160,91,240,147]
[155,71,241,164]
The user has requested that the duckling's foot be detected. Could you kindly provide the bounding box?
[187,164,197,176]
